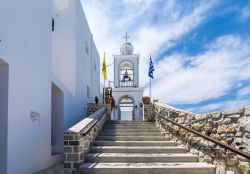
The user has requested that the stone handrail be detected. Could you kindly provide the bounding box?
[64,107,111,174]
[154,102,250,174]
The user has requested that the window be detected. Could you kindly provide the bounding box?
[85,41,89,55]
[94,62,96,72]
[87,85,90,99]
[52,18,55,31]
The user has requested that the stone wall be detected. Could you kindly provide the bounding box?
[154,102,250,174]
[143,104,155,122]
[86,103,105,116]
[64,106,111,174]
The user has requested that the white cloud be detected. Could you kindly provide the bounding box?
[191,99,250,113]
[81,0,250,112]
[123,0,143,4]
[237,86,250,98]
[152,35,250,105]
[241,4,250,21]
[81,0,218,84]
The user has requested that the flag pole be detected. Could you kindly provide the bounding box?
[103,52,106,104]
[150,77,151,99]
[150,54,152,99]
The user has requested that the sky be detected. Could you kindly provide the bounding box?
[81,0,250,113]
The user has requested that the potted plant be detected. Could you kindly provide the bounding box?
[142,96,151,104]
[105,97,112,104]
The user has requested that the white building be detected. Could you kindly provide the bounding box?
[0,0,100,173]
[112,34,144,121]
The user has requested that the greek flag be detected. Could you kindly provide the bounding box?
[148,57,154,79]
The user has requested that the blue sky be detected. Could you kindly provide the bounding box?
[82,0,250,113]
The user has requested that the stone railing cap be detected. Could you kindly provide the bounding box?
[154,102,193,114]
[66,108,106,134]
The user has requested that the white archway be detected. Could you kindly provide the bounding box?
[118,95,135,121]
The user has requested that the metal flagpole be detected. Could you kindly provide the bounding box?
[150,77,151,99]
[103,72,105,104]
[103,52,106,104]
[149,54,152,99]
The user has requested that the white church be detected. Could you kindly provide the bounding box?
[111,34,145,121]
[0,0,101,173]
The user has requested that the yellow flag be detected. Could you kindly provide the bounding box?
[102,53,107,80]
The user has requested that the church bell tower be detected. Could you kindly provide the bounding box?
[112,33,144,121]
[114,33,139,88]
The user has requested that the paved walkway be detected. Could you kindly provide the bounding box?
[34,164,63,174]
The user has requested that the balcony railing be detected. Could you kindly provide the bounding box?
[119,80,136,88]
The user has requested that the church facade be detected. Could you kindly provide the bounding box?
[0,0,101,173]
[112,34,144,121]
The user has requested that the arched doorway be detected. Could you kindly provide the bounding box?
[118,95,135,121]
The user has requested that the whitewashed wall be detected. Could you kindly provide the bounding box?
[0,0,101,173]
[0,0,52,173]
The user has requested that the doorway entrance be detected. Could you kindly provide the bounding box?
[51,83,64,155]
[0,59,9,174]
[118,95,135,121]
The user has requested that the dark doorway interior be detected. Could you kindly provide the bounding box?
[0,59,9,174]
[51,83,64,155]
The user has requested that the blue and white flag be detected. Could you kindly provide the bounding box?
[148,57,154,79]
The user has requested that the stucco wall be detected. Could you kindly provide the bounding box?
[0,0,52,173]
[0,0,101,173]
[52,0,101,129]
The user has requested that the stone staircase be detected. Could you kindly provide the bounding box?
[79,121,215,174]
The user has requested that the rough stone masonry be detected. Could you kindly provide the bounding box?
[153,102,250,174]
[64,106,111,174]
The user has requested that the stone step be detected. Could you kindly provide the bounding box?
[99,132,162,136]
[104,124,155,127]
[93,141,177,146]
[103,124,155,127]
[79,162,215,174]
[90,146,188,153]
[102,126,157,130]
[86,153,198,163]
[105,122,155,125]
[101,129,159,133]
[95,136,168,141]
[106,121,154,124]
